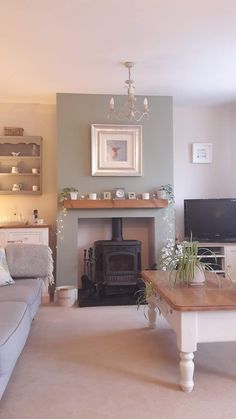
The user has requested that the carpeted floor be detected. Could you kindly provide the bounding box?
[1,304,236,419]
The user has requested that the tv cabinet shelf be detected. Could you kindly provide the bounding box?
[198,243,236,279]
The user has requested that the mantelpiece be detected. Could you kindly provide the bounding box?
[63,198,168,210]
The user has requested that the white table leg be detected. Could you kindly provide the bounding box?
[179,351,194,392]
[147,297,157,328]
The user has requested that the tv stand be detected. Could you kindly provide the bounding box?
[198,242,236,279]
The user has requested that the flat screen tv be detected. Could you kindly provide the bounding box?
[184,198,236,242]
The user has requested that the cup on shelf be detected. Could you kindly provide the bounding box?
[12,183,22,191]
[142,193,150,200]
[89,193,97,200]
[32,168,39,174]
[11,166,19,174]
[32,185,39,192]
[37,219,44,225]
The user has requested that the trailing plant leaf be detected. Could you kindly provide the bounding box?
[135,280,160,318]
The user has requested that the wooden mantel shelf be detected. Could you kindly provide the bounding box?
[63,198,168,210]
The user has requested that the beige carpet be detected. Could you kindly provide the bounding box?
[1,304,236,419]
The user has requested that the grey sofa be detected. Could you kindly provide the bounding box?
[0,243,54,400]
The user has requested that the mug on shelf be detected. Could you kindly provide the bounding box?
[142,192,150,200]
[12,183,22,191]
[32,185,39,192]
[11,166,19,174]
[89,193,97,200]
[32,168,39,174]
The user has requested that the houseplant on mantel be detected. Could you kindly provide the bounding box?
[160,238,217,286]
[58,187,79,203]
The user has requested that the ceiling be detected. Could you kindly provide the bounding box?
[1,0,236,105]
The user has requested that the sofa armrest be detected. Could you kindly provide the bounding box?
[5,243,54,285]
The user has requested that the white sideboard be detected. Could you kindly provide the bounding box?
[0,225,49,247]
[198,243,236,280]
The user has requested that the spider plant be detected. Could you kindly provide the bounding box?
[160,239,217,285]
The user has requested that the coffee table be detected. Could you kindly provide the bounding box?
[141,270,236,392]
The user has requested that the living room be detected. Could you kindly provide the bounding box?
[1,1,236,418]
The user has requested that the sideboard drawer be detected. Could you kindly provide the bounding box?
[0,227,49,247]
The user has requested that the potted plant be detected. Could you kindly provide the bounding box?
[58,187,79,203]
[160,239,216,286]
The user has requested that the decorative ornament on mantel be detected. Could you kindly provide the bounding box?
[107,62,150,122]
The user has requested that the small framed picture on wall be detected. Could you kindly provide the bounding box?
[192,143,212,163]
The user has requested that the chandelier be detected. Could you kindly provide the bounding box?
[108,62,150,122]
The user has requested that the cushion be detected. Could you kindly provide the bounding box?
[0,247,14,286]
[5,243,54,284]
[0,301,30,375]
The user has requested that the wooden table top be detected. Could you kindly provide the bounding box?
[141,270,236,312]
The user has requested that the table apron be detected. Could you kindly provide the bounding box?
[155,295,236,353]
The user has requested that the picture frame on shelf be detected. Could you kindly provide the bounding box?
[192,143,212,163]
[103,191,111,200]
[91,124,142,176]
[128,192,136,200]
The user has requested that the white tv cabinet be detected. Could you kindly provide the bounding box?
[198,242,236,280]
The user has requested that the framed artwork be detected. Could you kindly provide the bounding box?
[192,143,212,163]
[128,192,136,200]
[91,124,142,176]
[103,191,111,200]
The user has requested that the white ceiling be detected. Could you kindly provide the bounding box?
[1,0,236,105]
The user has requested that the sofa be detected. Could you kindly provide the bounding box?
[0,243,54,400]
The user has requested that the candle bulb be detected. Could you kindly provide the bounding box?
[143,97,148,111]
[110,97,114,110]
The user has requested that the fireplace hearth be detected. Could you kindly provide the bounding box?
[79,218,143,306]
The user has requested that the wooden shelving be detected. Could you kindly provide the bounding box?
[63,198,168,210]
[0,136,42,195]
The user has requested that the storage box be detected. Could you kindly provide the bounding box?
[4,127,24,136]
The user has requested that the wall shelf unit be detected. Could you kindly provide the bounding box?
[0,136,42,195]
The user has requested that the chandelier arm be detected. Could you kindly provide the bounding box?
[107,61,150,122]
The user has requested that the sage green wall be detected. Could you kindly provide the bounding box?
[57,93,173,193]
[56,93,173,286]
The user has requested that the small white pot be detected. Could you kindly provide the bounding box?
[189,266,205,286]
[56,286,77,307]
[70,191,78,200]
[156,190,167,199]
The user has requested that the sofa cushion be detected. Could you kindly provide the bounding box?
[0,278,42,306]
[0,247,14,286]
[0,301,30,375]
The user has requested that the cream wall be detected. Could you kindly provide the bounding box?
[1,101,236,275]
[0,103,57,248]
[173,104,236,240]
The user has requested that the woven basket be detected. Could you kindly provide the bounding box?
[4,127,24,136]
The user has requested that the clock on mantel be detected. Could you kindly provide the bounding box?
[113,188,125,199]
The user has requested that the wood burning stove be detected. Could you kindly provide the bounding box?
[94,218,142,296]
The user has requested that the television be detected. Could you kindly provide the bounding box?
[184,198,236,242]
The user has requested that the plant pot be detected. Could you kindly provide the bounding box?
[156,190,167,199]
[189,267,205,286]
[70,191,78,200]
